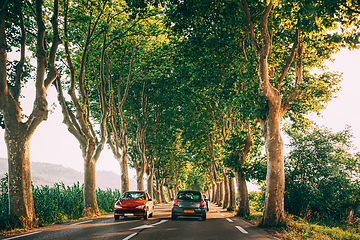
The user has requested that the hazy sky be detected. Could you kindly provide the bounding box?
[1,48,360,191]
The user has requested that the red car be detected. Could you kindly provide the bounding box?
[114,191,154,220]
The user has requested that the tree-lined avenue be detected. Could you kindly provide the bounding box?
[0,203,276,240]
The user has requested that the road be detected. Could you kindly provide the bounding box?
[1,203,278,240]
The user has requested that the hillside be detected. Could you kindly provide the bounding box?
[0,158,136,190]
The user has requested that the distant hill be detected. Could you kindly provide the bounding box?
[0,158,136,190]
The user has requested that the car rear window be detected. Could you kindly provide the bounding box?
[177,191,201,200]
[121,192,146,200]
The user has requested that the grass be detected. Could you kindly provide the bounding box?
[242,206,360,240]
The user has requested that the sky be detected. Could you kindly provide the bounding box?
[1,48,360,192]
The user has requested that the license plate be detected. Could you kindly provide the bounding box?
[184,210,194,213]
[124,213,134,216]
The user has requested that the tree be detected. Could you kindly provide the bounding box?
[284,125,360,221]
[0,0,60,225]
[55,0,110,216]
[236,0,344,226]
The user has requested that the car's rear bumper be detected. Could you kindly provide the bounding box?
[114,208,146,216]
[172,207,206,217]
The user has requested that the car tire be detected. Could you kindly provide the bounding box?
[149,207,154,217]
[144,210,148,219]
[202,215,206,221]
[114,215,120,220]
[171,214,177,220]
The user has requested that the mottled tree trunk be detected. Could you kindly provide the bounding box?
[120,152,129,192]
[211,181,216,202]
[219,180,224,206]
[147,157,155,199]
[137,171,145,191]
[260,114,285,225]
[160,180,166,203]
[228,177,236,211]
[223,173,229,209]
[166,180,173,200]
[6,131,35,224]
[235,171,250,216]
[155,178,161,203]
[215,182,221,205]
[84,158,99,216]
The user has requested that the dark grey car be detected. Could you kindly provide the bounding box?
[171,190,207,221]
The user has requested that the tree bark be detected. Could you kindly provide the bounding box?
[222,171,229,209]
[228,177,236,211]
[84,157,98,216]
[166,181,173,201]
[160,179,166,203]
[260,115,285,225]
[155,177,161,203]
[215,182,221,205]
[120,153,129,192]
[235,171,250,216]
[147,157,155,198]
[6,132,35,225]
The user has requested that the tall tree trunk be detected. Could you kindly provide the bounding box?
[147,156,155,199]
[120,152,129,192]
[260,114,285,225]
[160,179,166,203]
[155,178,161,203]
[170,186,175,200]
[219,179,224,206]
[137,171,145,191]
[173,175,179,194]
[215,182,221,205]
[211,181,216,202]
[222,172,229,209]
[166,180,173,200]
[6,132,35,225]
[84,157,98,215]
[235,171,250,216]
[228,177,236,211]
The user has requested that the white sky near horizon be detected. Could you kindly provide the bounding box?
[1,48,360,192]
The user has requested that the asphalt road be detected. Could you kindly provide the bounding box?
[1,203,278,240]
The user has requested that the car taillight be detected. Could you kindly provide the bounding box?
[200,200,206,206]
[173,199,178,206]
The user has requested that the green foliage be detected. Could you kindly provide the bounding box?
[248,188,266,213]
[33,182,84,225]
[284,125,360,222]
[183,163,208,192]
[0,173,21,231]
[0,175,120,231]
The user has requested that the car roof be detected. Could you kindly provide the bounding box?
[177,190,201,193]
[124,191,147,193]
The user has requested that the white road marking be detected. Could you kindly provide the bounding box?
[3,232,41,240]
[130,224,154,230]
[226,218,233,222]
[151,220,168,226]
[122,232,137,240]
[235,225,248,234]
[70,220,93,225]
